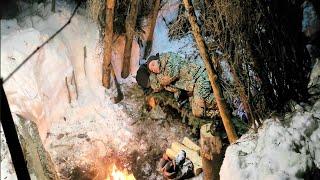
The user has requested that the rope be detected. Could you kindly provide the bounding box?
[3,1,81,84]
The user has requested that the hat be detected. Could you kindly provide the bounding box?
[146,53,160,70]
[136,64,150,88]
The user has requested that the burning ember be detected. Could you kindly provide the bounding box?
[106,165,135,180]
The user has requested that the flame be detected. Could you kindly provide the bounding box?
[106,165,135,180]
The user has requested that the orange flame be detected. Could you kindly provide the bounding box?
[106,165,135,180]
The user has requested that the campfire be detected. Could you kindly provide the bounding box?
[106,165,135,180]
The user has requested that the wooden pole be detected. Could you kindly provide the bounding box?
[121,0,140,78]
[200,123,223,180]
[182,0,238,143]
[143,0,161,59]
[102,0,116,88]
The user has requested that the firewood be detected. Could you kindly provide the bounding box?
[165,148,176,160]
[182,137,200,154]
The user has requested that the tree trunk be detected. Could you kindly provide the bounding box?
[102,0,116,88]
[143,0,161,59]
[200,123,223,180]
[121,0,140,78]
[182,0,238,143]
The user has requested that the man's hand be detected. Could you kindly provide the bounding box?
[164,86,179,93]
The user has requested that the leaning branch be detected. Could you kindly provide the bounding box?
[182,0,238,143]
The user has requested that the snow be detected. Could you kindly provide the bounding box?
[1,1,135,179]
[220,100,320,180]
[149,0,197,58]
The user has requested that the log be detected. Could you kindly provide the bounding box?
[182,137,200,154]
[102,0,116,88]
[121,0,140,78]
[182,0,238,143]
[143,0,161,59]
[165,148,202,176]
[165,148,177,160]
[200,123,223,180]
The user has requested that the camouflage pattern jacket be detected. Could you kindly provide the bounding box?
[149,52,216,113]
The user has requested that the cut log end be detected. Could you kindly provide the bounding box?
[200,123,223,180]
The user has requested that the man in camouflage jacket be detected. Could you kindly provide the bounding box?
[147,52,218,118]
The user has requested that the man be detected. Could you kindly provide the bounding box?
[145,52,218,118]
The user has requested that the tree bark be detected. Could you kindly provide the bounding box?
[200,123,223,180]
[102,0,116,88]
[143,0,161,59]
[182,0,238,143]
[121,0,140,78]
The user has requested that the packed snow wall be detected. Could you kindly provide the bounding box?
[1,0,146,140]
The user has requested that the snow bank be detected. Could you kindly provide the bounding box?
[220,101,320,179]
[1,1,136,178]
[134,0,197,63]
[1,1,101,139]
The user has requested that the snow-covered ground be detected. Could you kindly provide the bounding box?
[0,1,136,179]
[220,100,320,179]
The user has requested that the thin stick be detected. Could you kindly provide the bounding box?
[65,77,71,104]
[72,71,78,100]
[83,46,87,77]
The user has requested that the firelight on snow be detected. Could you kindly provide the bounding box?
[106,165,135,180]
